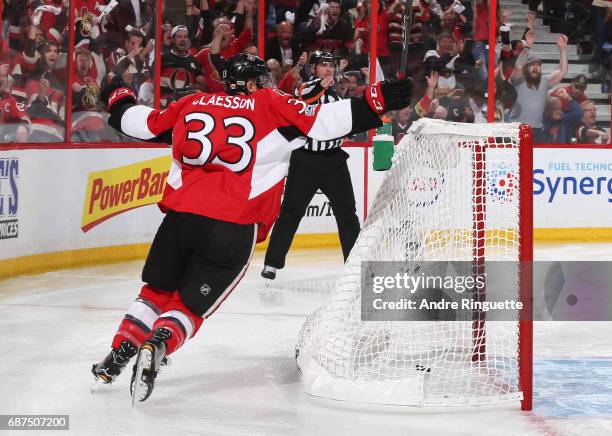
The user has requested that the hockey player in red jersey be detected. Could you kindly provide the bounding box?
[91,53,412,403]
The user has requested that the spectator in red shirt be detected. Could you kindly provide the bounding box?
[0,75,31,143]
[472,0,488,68]
[352,1,391,75]
[550,74,588,112]
[196,1,255,92]
[210,3,255,59]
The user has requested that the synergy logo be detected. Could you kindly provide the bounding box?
[488,164,518,204]
[0,158,19,239]
[81,156,171,232]
[533,162,612,203]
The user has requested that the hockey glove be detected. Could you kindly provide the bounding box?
[100,76,136,110]
[364,77,413,115]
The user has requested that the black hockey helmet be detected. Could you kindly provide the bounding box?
[222,53,275,95]
[309,50,336,67]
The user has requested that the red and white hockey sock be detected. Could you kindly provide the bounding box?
[151,292,204,355]
[111,285,174,348]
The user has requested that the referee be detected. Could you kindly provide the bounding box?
[261,50,361,280]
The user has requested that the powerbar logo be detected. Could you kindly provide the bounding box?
[0,158,19,240]
[534,162,612,203]
[81,156,171,232]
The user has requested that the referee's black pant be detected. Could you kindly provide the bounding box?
[264,147,361,269]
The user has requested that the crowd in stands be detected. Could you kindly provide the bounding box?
[0,0,609,145]
[494,1,610,144]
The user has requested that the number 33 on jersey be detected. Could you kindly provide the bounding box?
[111,88,380,242]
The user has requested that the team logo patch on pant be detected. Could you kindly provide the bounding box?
[200,284,212,296]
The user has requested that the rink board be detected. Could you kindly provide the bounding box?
[0,147,611,274]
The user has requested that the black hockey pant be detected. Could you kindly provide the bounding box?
[264,147,361,269]
[142,211,257,317]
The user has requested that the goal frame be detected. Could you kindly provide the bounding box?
[298,121,535,410]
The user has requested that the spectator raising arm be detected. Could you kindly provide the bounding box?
[414,71,439,118]
[547,35,569,87]
[511,31,534,83]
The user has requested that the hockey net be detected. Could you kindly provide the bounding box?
[296,119,533,409]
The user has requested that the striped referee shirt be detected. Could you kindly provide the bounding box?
[298,78,344,152]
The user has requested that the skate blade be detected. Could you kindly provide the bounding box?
[158,356,172,373]
[90,378,105,393]
[131,347,153,406]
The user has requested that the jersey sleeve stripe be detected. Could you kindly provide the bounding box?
[302,89,325,105]
[306,99,352,141]
[120,105,156,139]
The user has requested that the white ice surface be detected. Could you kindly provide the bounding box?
[1,245,612,436]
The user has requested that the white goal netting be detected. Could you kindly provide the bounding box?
[296,119,528,407]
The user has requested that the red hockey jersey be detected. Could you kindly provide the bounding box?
[114,88,362,241]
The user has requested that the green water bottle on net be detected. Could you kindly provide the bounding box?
[372,116,394,171]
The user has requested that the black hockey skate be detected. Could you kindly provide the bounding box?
[130,328,172,404]
[261,265,276,280]
[91,340,138,392]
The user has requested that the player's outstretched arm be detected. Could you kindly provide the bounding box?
[282,78,413,141]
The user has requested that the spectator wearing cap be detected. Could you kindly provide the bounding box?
[543,88,583,144]
[336,73,350,98]
[573,100,610,144]
[342,71,365,98]
[550,74,588,112]
[509,34,569,143]
[159,25,204,106]
[265,21,301,67]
